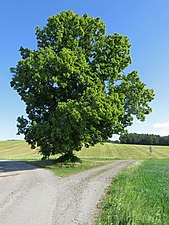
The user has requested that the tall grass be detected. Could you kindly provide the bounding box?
[97,159,169,225]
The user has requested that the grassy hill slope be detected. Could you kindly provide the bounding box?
[0,140,40,160]
[0,140,169,160]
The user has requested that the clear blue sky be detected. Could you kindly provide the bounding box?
[0,0,169,140]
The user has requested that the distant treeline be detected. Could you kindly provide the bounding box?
[119,133,169,146]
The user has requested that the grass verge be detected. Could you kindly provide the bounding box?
[30,159,110,177]
[97,159,169,225]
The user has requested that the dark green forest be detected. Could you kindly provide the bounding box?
[119,133,169,145]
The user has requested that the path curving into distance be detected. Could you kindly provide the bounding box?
[0,160,135,225]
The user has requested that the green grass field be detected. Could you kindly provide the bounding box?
[1,140,169,160]
[78,142,169,160]
[97,159,169,225]
[0,140,40,160]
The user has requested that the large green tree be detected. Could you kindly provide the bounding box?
[10,10,154,159]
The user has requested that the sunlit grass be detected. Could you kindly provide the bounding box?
[0,140,111,176]
[2,140,169,222]
[97,159,169,225]
[77,142,169,159]
[1,140,169,160]
[30,159,110,177]
[0,140,40,160]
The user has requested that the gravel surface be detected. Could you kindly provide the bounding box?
[0,160,135,225]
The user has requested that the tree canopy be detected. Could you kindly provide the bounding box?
[10,10,154,159]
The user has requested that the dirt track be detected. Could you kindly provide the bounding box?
[0,160,134,225]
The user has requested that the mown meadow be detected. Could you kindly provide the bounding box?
[1,140,169,224]
[1,140,169,160]
[77,142,169,160]
[0,140,39,160]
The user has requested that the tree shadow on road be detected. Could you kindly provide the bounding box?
[0,160,39,173]
[0,158,79,174]
[30,158,80,170]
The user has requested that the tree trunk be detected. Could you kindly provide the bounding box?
[64,149,74,161]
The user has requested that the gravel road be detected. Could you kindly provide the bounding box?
[0,160,134,225]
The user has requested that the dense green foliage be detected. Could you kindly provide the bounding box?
[10,10,154,158]
[98,159,169,225]
[120,132,169,145]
